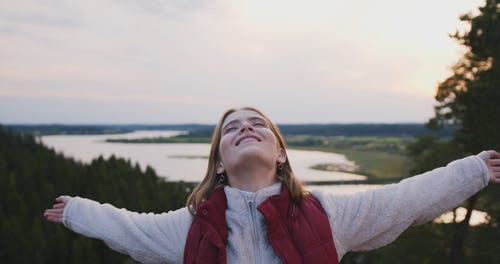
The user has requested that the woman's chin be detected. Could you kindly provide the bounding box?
[233,147,273,162]
[235,145,267,157]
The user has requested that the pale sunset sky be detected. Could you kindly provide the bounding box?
[0,0,484,124]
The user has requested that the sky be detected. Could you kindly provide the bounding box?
[0,0,485,124]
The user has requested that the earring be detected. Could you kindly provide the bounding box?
[218,174,226,184]
[277,163,283,175]
[217,162,226,184]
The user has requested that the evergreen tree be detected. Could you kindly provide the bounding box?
[0,126,194,263]
[428,0,500,153]
[408,1,500,262]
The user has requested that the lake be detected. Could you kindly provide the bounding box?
[39,130,378,194]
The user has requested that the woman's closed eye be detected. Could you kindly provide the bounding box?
[252,121,266,127]
[223,118,268,134]
[224,126,237,134]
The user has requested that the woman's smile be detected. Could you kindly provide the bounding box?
[236,135,261,146]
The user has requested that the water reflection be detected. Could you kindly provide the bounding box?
[40,130,366,183]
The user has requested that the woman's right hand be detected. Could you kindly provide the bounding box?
[43,196,71,224]
[478,150,500,184]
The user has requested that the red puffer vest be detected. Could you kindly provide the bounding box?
[184,184,339,263]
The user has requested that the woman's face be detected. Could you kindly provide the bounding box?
[217,109,284,174]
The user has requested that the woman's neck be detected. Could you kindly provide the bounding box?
[226,165,277,192]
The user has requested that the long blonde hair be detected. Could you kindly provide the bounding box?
[186,106,308,214]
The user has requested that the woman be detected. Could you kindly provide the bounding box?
[44,106,500,263]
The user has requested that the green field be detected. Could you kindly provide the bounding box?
[286,135,414,181]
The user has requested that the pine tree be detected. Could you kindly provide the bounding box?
[409,1,500,262]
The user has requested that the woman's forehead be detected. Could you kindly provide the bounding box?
[222,110,265,126]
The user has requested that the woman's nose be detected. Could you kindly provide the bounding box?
[239,121,255,133]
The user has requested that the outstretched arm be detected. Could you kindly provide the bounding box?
[314,152,495,259]
[43,196,192,263]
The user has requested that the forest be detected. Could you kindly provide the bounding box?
[0,126,194,263]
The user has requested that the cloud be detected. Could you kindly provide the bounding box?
[0,88,223,106]
[120,0,213,19]
[0,0,485,124]
[0,0,82,28]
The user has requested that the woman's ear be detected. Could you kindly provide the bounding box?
[277,148,287,164]
[216,162,225,174]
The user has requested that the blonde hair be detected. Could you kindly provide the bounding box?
[186,106,309,214]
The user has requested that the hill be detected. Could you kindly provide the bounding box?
[0,126,193,263]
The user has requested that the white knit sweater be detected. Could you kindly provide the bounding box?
[62,155,489,263]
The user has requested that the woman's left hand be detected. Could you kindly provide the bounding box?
[478,150,500,184]
[43,195,70,224]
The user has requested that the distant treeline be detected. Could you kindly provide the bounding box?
[6,124,211,136]
[6,123,455,138]
[279,123,455,137]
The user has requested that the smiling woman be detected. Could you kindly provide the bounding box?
[43,106,500,263]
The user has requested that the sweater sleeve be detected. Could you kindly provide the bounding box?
[62,197,192,264]
[312,155,489,260]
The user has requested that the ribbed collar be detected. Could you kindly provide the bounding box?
[224,182,282,213]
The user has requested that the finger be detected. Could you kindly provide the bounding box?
[53,203,65,209]
[490,173,500,184]
[44,209,62,215]
[490,151,500,158]
[44,208,63,215]
[492,177,500,184]
[490,176,499,184]
[43,211,62,221]
[55,196,69,203]
[44,213,62,220]
[491,156,500,160]
[45,216,63,223]
[489,160,500,166]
